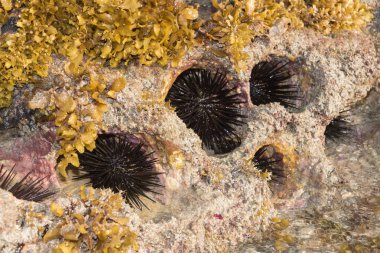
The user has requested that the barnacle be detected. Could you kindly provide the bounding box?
[165,68,245,155]
[252,145,285,183]
[44,186,139,252]
[249,59,304,110]
[0,164,55,202]
[74,133,162,210]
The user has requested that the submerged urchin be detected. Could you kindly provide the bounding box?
[249,59,303,109]
[252,145,285,183]
[75,133,162,209]
[165,68,245,154]
[0,164,55,202]
[325,114,355,143]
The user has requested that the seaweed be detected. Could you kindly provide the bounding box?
[44,186,139,252]
[0,0,200,108]
[207,0,373,72]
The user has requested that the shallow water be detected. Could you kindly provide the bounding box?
[240,90,380,252]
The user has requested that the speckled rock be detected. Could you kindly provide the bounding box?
[0,2,379,252]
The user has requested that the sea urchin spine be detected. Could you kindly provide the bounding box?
[0,164,55,202]
[252,145,285,183]
[249,59,303,109]
[75,133,162,209]
[165,68,245,154]
[325,114,355,143]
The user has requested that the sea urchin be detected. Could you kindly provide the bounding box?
[252,145,285,183]
[0,164,55,202]
[75,133,162,209]
[165,68,245,154]
[249,59,303,109]
[325,114,355,143]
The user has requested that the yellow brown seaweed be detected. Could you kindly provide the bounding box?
[0,0,200,108]
[29,66,126,176]
[44,186,139,252]
[307,0,373,34]
[207,0,373,72]
[0,0,374,177]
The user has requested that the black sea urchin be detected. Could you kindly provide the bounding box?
[249,60,303,109]
[75,133,162,209]
[1,16,18,34]
[325,115,355,143]
[165,68,245,154]
[252,145,285,183]
[0,164,55,202]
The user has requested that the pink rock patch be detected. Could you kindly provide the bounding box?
[0,130,59,187]
[213,213,223,220]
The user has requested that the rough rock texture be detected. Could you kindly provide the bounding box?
[0,2,379,253]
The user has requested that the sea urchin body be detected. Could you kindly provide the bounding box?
[252,145,285,183]
[249,60,303,109]
[325,114,355,143]
[165,68,245,154]
[75,133,161,209]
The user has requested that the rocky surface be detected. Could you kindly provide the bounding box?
[0,2,379,253]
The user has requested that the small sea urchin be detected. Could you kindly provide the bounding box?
[249,59,303,109]
[325,114,355,143]
[75,133,162,209]
[0,164,55,202]
[1,16,18,34]
[165,68,245,154]
[252,145,285,183]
